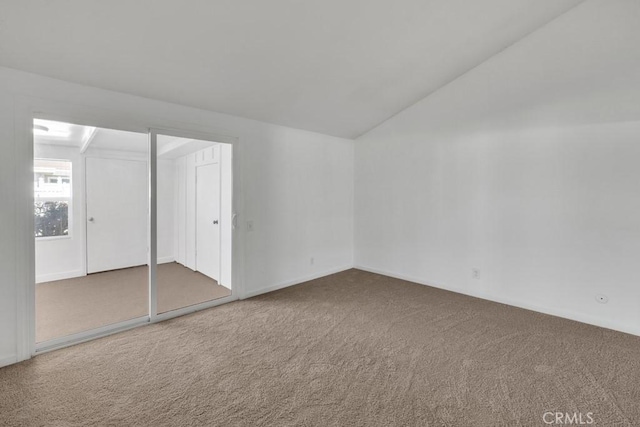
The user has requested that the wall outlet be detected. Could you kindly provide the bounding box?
[246,220,254,232]
[595,294,609,304]
[472,268,480,280]
[310,257,314,265]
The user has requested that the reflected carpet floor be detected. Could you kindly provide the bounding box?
[4,269,640,426]
[36,262,231,342]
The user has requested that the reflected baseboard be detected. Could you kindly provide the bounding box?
[36,270,85,284]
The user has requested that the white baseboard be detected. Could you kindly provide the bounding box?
[354,264,640,338]
[36,269,84,283]
[0,354,17,368]
[241,265,353,300]
[158,256,175,265]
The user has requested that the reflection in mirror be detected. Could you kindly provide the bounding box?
[157,135,233,314]
[34,119,149,343]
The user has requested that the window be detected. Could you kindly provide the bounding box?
[34,159,72,238]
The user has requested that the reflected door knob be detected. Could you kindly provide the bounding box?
[213,220,219,225]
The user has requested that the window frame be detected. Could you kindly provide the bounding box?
[34,158,73,240]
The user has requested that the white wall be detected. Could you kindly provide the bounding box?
[0,66,354,366]
[0,93,18,367]
[157,158,175,263]
[185,154,197,269]
[174,156,187,266]
[355,1,640,336]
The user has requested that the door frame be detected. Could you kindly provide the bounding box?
[85,156,149,274]
[149,128,237,323]
[16,98,244,358]
[82,149,149,277]
[195,159,221,282]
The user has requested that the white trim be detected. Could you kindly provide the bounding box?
[79,126,98,154]
[36,270,84,283]
[354,265,640,338]
[158,256,175,265]
[157,137,191,158]
[82,148,148,162]
[194,160,221,282]
[0,355,18,368]
[148,127,237,146]
[241,265,353,299]
[148,130,158,322]
[35,316,149,355]
[35,235,72,242]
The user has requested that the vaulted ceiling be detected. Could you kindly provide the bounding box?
[0,0,582,138]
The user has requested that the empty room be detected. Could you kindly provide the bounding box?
[0,1,639,426]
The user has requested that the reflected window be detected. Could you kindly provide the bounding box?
[34,159,72,238]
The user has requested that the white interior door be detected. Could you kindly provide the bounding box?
[86,157,148,274]
[196,163,220,281]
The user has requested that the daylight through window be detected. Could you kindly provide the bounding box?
[34,159,72,238]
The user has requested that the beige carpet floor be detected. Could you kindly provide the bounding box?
[36,262,231,342]
[3,269,639,426]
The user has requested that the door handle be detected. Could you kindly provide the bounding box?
[88,217,95,222]
[213,220,219,225]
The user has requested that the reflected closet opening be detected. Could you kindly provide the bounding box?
[32,118,236,352]
[154,133,233,315]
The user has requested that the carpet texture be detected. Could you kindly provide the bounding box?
[4,269,640,426]
[36,262,231,342]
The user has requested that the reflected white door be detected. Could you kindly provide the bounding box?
[86,157,148,273]
[196,163,220,281]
